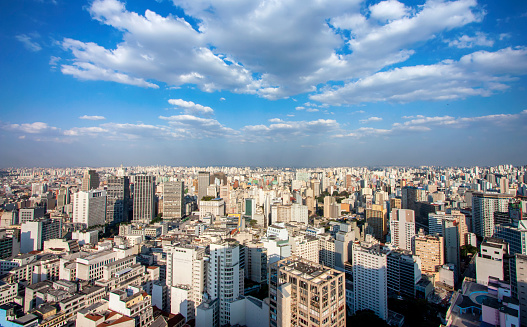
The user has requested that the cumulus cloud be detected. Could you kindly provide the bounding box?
[360,117,383,123]
[369,0,409,21]
[79,115,106,120]
[56,0,488,101]
[64,126,108,136]
[336,110,527,138]
[243,119,339,140]
[159,115,236,138]
[16,34,42,52]
[5,122,57,134]
[445,32,494,48]
[311,47,527,105]
[168,99,214,115]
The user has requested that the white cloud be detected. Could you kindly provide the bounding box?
[311,47,527,105]
[16,34,42,52]
[79,115,106,120]
[168,99,214,115]
[369,0,409,21]
[360,117,383,123]
[243,119,339,140]
[57,0,484,101]
[64,126,108,136]
[5,122,57,134]
[159,115,236,138]
[445,32,494,48]
[49,56,61,68]
[61,60,158,88]
[336,110,527,138]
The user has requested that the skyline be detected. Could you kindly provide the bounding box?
[1,0,527,167]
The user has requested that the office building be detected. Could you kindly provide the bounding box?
[494,219,527,297]
[198,171,210,203]
[414,231,444,274]
[352,236,388,320]
[163,181,185,219]
[81,169,100,191]
[21,219,62,253]
[476,238,508,286]
[472,192,513,238]
[106,175,130,224]
[390,208,415,252]
[19,207,45,224]
[133,175,155,224]
[206,240,244,327]
[324,196,339,219]
[269,256,346,327]
[166,244,206,321]
[442,218,460,282]
[365,204,387,241]
[387,249,421,298]
[56,187,71,210]
[73,190,107,228]
[516,254,527,326]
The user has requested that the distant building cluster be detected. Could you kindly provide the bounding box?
[0,164,525,326]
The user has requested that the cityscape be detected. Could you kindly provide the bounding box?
[0,165,525,326]
[1,0,527,326]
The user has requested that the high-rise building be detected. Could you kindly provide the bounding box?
[389,198,402,210]
[106,175,130,224]
[476,238,508,286]
[414,231,444,274]
[269,255,346,327]
[132,175,155,224]
[19,207,45,224]
[311,179,321,197]
[205,240,244,327]
[198,171,210,203]
[401,187,425,211]
[163,181,185,219]
[21,218,62,253]
[166,244,205,321]
[323,196,339,219]
[390,208,416,252]
[494,219,527,296]
[472,192,513,238]
[442,218,460,282]
[387,249,421,298]
[81,169,100,191]
[56,187,70,210]
[352,236,388,320]
[73,190,107,228]
[365,204,387,241]
[515,253,527,326]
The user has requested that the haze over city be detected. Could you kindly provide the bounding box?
[1,0,526,167]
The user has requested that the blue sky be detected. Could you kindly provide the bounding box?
[1,0,526,167]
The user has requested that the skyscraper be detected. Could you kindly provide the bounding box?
[442,218,460,282]
[365,204,387,241]
[73,190,107,228]
[472,192,513,238]
[352,236,388,320]
[198,171,210,203]
[106,175,130,224]
[166,244,205,321]
[132,175,155,224]
[269,255,346,327]
[206,240,243,327]
[390,208,416,252]
[163,181,185,219]
[81,169,100,191]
